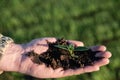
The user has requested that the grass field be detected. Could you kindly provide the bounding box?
[0,0,120,80]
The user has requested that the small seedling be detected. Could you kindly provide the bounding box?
[54,44,89,58]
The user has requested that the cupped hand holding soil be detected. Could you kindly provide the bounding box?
[23,38,111,78]
[0,37,111,79]
[26,38,105,70]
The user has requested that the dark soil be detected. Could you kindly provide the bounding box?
[26,38,103,70]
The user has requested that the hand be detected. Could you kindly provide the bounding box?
[0,38,112,78]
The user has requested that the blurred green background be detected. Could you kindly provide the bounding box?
[0,0,120,80]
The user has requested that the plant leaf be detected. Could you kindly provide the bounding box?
[68,44,74,50]
[54,45,68,50]
[74,46,89,51]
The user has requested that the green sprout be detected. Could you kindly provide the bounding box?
[54,44,89,58]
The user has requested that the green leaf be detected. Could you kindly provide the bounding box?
[68,44,74,50]
[54,45,68,50]
[74,46,89,51]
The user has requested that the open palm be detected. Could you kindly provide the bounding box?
[0,38,111,78]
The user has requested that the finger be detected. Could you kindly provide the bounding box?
[90,45,106,52]
[41,37,57,43]
[94,58,110,67]
[95,51,112,58]
[68,40,84,46]
[32,38,57,54]
[83,65,99,73]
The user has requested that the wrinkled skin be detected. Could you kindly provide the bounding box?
[0,38,111,78]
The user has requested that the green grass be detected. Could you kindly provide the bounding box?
[0,0,120,80]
